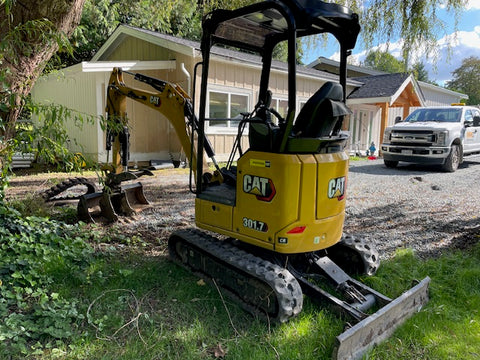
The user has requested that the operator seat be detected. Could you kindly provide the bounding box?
[292,81,351,138]
[248,91,283,152]
[248,82,352,153]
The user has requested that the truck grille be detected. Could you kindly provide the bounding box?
[390,130,435,146]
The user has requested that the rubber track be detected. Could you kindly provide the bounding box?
[339,233,380,276]
[42,177,97,202]
[168,228,303,323]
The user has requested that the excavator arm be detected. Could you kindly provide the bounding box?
[104,67,217,182]
[75,67,222,223]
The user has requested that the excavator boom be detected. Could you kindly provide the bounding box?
[74,68,219,222]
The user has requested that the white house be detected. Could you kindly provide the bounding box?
[31,26,467,163]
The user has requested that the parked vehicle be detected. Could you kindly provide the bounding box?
[381,105,480,171]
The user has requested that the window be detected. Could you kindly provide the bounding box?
[405,108,462,123]
[207,90,249,131]
[272,98,288,119]
[465,110,473,122]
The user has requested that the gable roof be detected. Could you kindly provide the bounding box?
[347,73,425,107]
[92,25,198,60]
[92,24,363,86]
[309,56,467,102]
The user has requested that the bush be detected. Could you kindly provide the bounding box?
[0,202,93,356]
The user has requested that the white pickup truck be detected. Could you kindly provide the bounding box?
[381,105,480,172]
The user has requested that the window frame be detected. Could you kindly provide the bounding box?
[206,86,252,134]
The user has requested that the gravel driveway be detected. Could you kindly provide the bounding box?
[344,156,480,259]
[129,156,480,259]
[18,156,477,260]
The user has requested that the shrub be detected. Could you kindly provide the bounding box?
[0,202,93,356]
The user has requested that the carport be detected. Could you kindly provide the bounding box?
[347,73,425,143]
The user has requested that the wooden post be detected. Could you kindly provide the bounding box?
[379,102,389,142]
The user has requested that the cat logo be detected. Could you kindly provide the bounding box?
[243,174,276,202]
[328,177,346,200]
[150,96,161,107]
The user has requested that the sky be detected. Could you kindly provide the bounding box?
[302,0,480,85]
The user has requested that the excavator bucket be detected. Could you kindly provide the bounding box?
[77,182,150,223]
[108,182,150,216]
[120,182,150,208]
[333,277,431,360]
[77,192,119,223]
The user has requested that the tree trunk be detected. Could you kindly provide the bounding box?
[0,0,86,143]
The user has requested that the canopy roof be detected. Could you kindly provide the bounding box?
[202,0,360,54]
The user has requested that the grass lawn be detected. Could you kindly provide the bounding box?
[14,240,479,359]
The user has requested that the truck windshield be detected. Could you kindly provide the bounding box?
[404,108,462,123]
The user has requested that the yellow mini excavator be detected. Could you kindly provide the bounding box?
[47,0,430,357]
[164,1,430,359]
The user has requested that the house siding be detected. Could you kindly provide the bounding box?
[31,68,101,160]
[421,87,462,106]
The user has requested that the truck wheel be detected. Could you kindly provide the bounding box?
[442,144,460,172]
[384,159,398,168]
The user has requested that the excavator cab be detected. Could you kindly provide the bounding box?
[168,1,430,358]
[194,0,359,254]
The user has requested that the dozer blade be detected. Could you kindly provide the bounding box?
[333,276,431,360]
[77,192,119,223]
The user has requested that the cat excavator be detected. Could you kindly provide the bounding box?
[49,0,430,358]
[165,1,430,359]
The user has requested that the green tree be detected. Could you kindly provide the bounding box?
[411,61,430,82]
[363,50,406,73]
[354,0,466,68]
[446,56,480,105]
[67,0,120,65]
[0,0,85,170]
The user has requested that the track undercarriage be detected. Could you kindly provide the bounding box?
[168,228,430,360]
[168,228,303,323]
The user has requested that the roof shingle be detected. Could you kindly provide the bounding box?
[348,73,410,99]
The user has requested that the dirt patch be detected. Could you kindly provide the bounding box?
[5,168,194,253]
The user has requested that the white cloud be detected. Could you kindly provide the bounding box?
[416,26,480,83]
[440,0,480,10]
[466,0,480,10]
[338,26,480,84]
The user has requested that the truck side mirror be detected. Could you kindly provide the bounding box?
[394,116,402,124]
[473,116,480,127]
